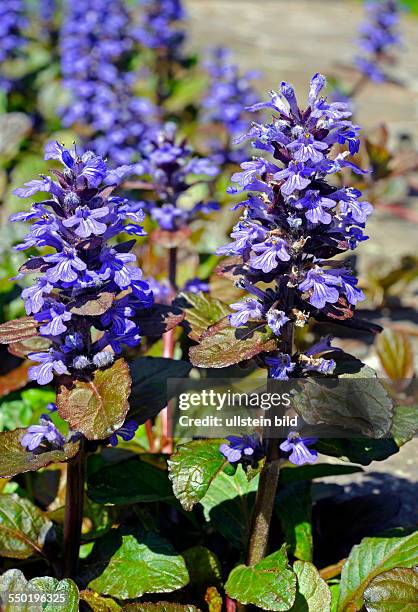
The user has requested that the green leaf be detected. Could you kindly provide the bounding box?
[276,482,312,562]
[182,546,222,590]
[363,567,418,612]
[28,576,79,612]
[225,544,297,611]
[57,358,131,440]
[189,318,276,368]
[390,405,418,447]
[292,561,331,611]
[293,365,393,438]
[177,291,230,341]
[123,604,200,612]
[338,531,418,611]
[0,494,52,559]
[0,428,80,478]
[129,357,192,424]
[0,570,79,612]
[314,438,399,466]
[86,528,189,600]
[279,463,363,485]
[199,465,258,550]
[168,440,228,511]
[88,457,174,505]
[80,590,121,611]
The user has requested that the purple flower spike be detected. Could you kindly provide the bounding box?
[11,142,153,386]
[216,74,371,384]
[280,432,318,465]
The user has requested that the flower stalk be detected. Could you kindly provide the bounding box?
[62,441,86,578]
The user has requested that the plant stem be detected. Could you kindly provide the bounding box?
[62,441,86,578]
[246,320,293,566]
[168,246,178,290]
[246,437,281,565]
[160,246,178,453]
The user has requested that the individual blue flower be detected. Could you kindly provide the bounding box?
[265,354,295,380]
[298,269,340,309]
[280,432,318,465]
[21,415,65,452]
[266,308,289,336]
[250,239,290,273]
[229,299,264,327]
[220,434,263,464]
[109,420,139,446]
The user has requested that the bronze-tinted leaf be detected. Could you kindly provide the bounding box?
[135,304,184,336]
[70,292,114,316]
[151,227,192,248]
[176,292,230,341]
[0,362,31,397]
[189,319,276,368]
[0,428,80,478]
[8,336,51,358]
[57,359,131,440]
[0,318,38,344]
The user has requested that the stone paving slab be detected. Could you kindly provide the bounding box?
[185,0,418,138]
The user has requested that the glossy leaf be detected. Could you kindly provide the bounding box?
[199,465,258,549]
[225,544,297,611]
[279,463,363,485]
[8,335,51,358]
[177,291,230,341]
[293,363,393,438]
[123,604,200,612]
[0,570,78,612]
[79,590,121,611]
[129,357,192,424]
[70,292,114,316]
[338,531,418,611]
[0,428,80,478]
[88,457,174,505]
[276,482,312,562]
[182,546,222,589]
[189,319,276,368]
[168,440,228,511]
[0,317,38,344]
[29,576,79,612]
[86,528,189,600]
[390,405,418,447]
[0,494,53,559]
[315,437,399,466]
[0,362,31,397]
[363,567,418,612]
[292,561,331,612]
[57,358,131,440]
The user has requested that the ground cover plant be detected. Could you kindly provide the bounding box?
[0,1,417,611]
